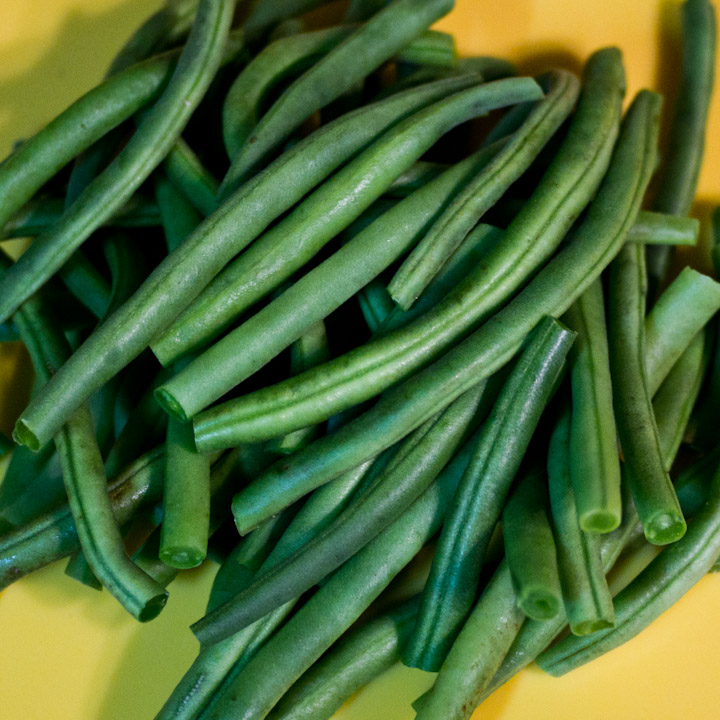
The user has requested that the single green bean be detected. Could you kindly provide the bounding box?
[132,528,179,588]
[643,266,720,395]
[358,280,395,333]
[384,161,449,197]
[0,432,12,458]
[414,561,525,720]
[192,48,625,445]
[154,173,204,253]
[103,235,147,319]
[548,405,615,635]
[14,74,483,452]
[197,90,659,527]
[674,445,720,518]
[395,30,458,69]
[626,210,699,245]
[219,0,456,194]
[243,0,335,43]
[64,549,103,590]
[536,461,720,676]
[58,251,111,320]
[160,418,211,569]
[503,467,562,621]
[164,137,220,216]
[459,55,517,81]
[646,0,716,297]
[0,0,236,327]
[405,316,573,671]
[223,26,354,159]
[193,384,485,643]
[564,278,622,532]
[609,244,687,544]
[267,597,419,720]
[389,69,579,309]
[344,0,388,22]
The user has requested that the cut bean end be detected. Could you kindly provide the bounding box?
[571,618,614,636]
[154,388,189,422]
[580,510,621,534]
[645,512,687,546]
[12,420,40,453]
[137,591,169,623]
[518,589,561,621]
[159,546,206,570]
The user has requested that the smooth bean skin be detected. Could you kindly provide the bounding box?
[243,0,336,43]
[199,90,659,532]
[0,2,238,328]
[626,210,699,245]
[564,278,622,532]
[154,173,203,253]
[405,317,573,672]
[608,243,686,545]
[220,0,456,193]
[164,138,220,217]
[388,69,579,309]
[14,76,478,452]
[537,463,720,676]
[192,47,625,446]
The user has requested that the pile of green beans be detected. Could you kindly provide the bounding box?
[0,0,718,718]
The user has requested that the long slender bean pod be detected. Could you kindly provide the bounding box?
[242,0,335,43]
[14,75,483,452]
[564,278,622,532]
[164,138,220,217]
[154,173,204,253]
[388,69,579,309]
[608,243,686,544]
[503,467,562,621]
[626,210,699,245]
[220,0,456,193]
[199,91,659,536]
[57,251,111,320]
[396,30,458,69]
[193,48,626,445]
[646,0,716,296]
[0,0,236,327]
[405,317,573,671]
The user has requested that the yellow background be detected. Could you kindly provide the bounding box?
[1,1,720,718]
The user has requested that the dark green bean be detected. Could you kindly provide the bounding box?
[503,467,562,621]
[154,173,203,253]
[344,0,388,22]
[414,561,525,720]
[132,528,179,588]
[0,0,237,327]
[459,55,517,81]
[564,279,622,532]
[243,0,335,43]
[220,0,456,193]
[608,243,686,545]
[389,69,579,309]
[65,549,103,590]
[395,30,458,69]
[103,235,147,318]
[58,251,111,320]
[548,405,615,635]
[193,48,625,444]
[267,598,419,720]
[358,280,395,334]
[646,0,716,297]
[0,433,12,458]
[536,461,720,676]
[200,90,659,528]
[405,317,573,671]
[674,445,720,518]
[193,384,485,643]
[14,75,483,452]
[164,138,220,216]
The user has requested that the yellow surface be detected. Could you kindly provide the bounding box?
[1,1,720,719]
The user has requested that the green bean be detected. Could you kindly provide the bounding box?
[344,0,388,22]
[564,279,622,532]
[103,235,148,319]
[154,173,203,253]
[0,0,236,327]
[414,561,525,720]
[358,280,395,333]
[268,598,419,720]
[132,528,179,588]
[396,30,458,69]
[160,418,211,569]
[646,0,716,297]
[626,210,699,245]
[675,445,720,517]
[482,100,536,146]
[503,467,562,621]
[654,330,709,468]
[643,266,720,396]
[65,549,103,590]
[0,447,164,590]
[548,405,615,635]
[197,453,463,718]
[389,69,579,309]
[243,0,335,43]
[536,461,720,676]
[153,128,502,369]
[219,0,456,193]
[14,75,483,452]
[193,385,485,643]
[200,89,659,528]
[459,55,517,81]
[608,243,686,545]
[223,26,354,159]
[157,121,532,412]
[58,251,111,320]
[194,48,626,445]
[268,321,331,455]
[0,320,19,342]
[405,317,573,671]
[384,161,448,197]
[0,195,161,239]
[164,138,220,216]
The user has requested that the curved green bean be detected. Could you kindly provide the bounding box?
[0,0,236,328]
[14,74,482,452]
[389,69,579,309]
[564,278,622,532]
[192,48,625,445]
[405,317,573,671]
[219,0,456,194]
[196,89,659,532]
[503,467,562,621]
